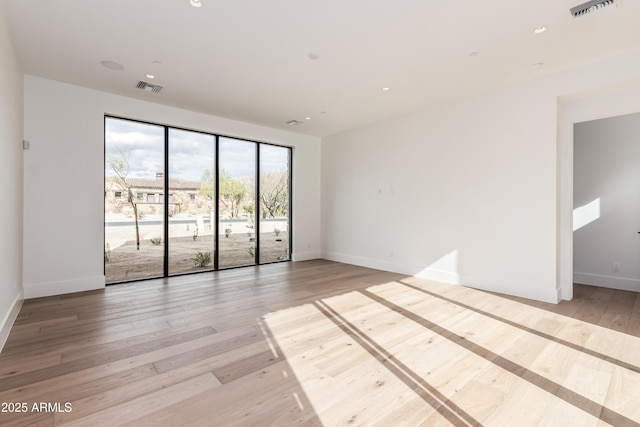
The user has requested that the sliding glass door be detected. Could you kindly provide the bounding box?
[104,117,291,284]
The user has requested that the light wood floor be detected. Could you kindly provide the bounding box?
[1,260,640,426]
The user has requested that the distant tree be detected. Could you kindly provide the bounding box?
[260,171,288,218]
[198,168,215,200]
[243,205,255,233]
[219,170,246,218]
[107,151,141,250]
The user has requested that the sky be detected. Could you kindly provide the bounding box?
[105,117,289,181]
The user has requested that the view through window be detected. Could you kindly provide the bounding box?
[104,117,291,283]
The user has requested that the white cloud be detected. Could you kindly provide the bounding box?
[105,118,290,182]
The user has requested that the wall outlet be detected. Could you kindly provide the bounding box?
[612,262,621,272]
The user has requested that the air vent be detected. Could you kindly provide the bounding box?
[136,81,163,93]
[570,0,616,18]
[286,120,303,126]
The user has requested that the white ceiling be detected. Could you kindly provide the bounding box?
[4,0,640,137]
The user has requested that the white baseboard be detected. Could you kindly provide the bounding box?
[556,286,566,302]
[413,268,462,285]
[322,251,404,274]
[322,251,560,303]
[0,292,23,354]
[292,251,322,262]
[322,251,461,284]
[24,275,105,299]
[573,272,640,292]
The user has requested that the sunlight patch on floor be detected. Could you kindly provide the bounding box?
[264,278,640,426]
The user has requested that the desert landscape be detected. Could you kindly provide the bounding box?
[105,215,289,282]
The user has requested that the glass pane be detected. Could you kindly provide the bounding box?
[219,138,256,268]
[105,118,165,282]
[259,145,290,263]
[168,129,216,275]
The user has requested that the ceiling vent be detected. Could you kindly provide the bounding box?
[136,81,163,93]
[570,0,617,18]
[286,119,303,126]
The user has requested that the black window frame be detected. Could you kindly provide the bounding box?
[103,115,293,284]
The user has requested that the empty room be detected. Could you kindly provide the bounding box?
[2,0,640,425]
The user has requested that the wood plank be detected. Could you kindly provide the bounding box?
[0,261,638,426]
[58,373,220,426]
[0,352,62,383]
[0,327,215,392]
[53,362,223,424]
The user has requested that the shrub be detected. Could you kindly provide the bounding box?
[193,251,212,267]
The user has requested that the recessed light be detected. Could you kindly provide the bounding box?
[531,62,544,69]
[382,87,390,91]
[534,26,547,34]
[190,0,202,7]
[145,74,155,79]
[100,60,124,71]
[469,51,479,57]
[307,53,320,61]
[305,117,311,120]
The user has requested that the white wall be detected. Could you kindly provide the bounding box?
[19,52,640,303]
[323,48,640,303]
[0,3,24,351]
[322,81,560,302]
[23,76,321,298]
[572,114,640,290]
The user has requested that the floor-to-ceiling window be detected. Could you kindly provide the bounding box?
[168,128,216,275]
[218,137,257,269]
[259,144,290,264]
[105,118,165,282]
[104,117,291,284]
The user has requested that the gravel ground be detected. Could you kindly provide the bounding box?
[105,218,289,282]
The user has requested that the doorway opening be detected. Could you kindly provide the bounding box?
[572,113,640,293]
